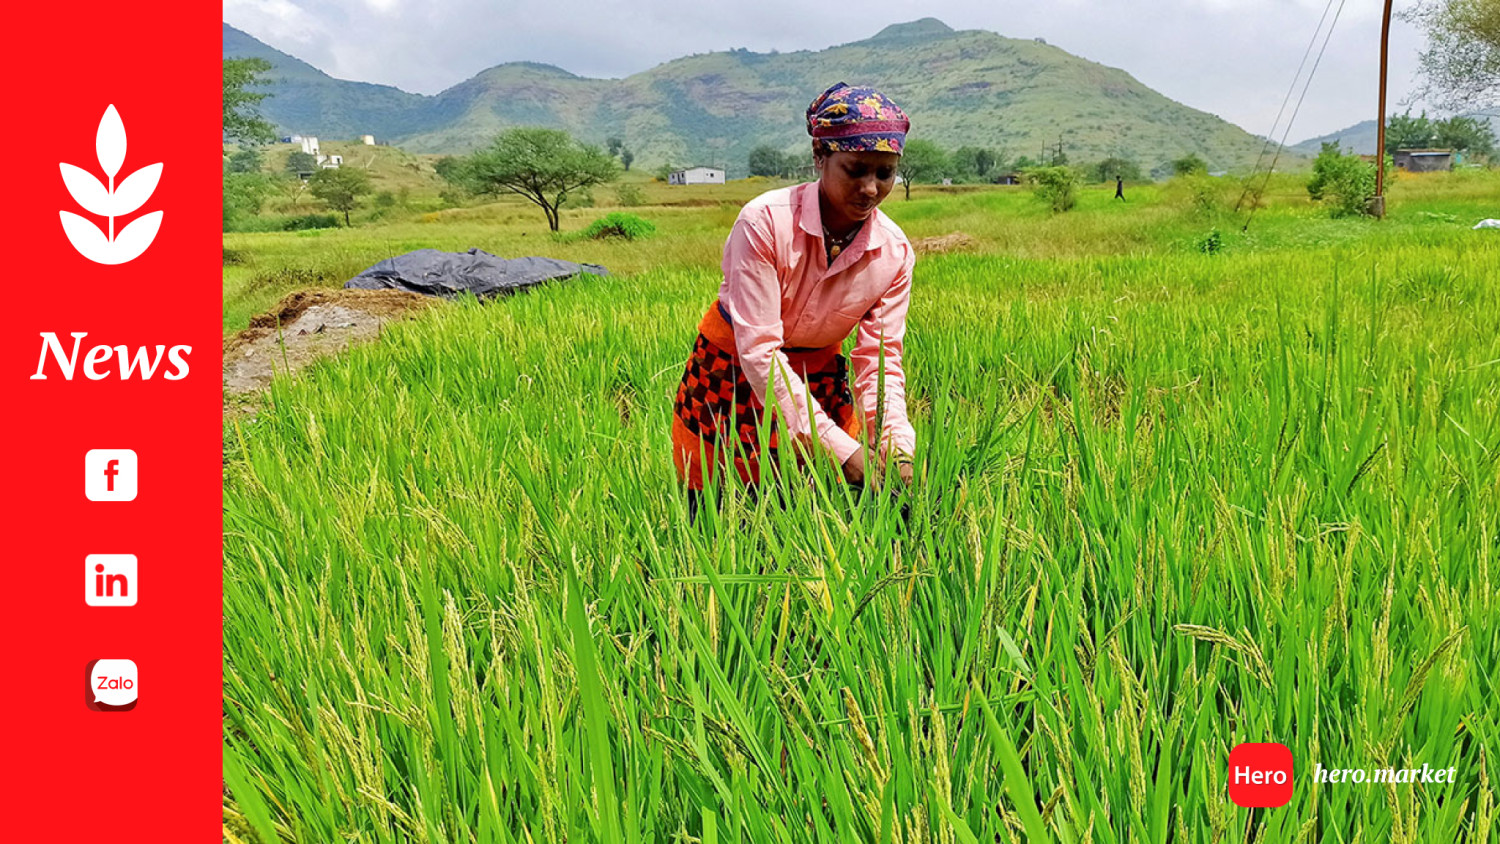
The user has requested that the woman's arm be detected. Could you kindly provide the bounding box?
[850,243,917,460]
[720,214,863,467]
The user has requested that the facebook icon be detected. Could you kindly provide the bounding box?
[85,449,138,501]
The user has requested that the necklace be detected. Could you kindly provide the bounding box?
[822,220,863,260]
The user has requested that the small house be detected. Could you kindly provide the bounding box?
[361,135,375,145]
[300,136,320,157]
[1393,149,1452,172]
[316,154,343,169]
[669,166,725,185]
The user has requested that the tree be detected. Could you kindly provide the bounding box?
[433,155,472,205]
[748,145,786,177]
[308,167,373,226]
[1090,156,1142,182]
[1172,153,1209,176]
[896,139,948,199]
[461,127,620,231]
[226,147,263,174]
[1400,0,1500,112]
[1385,111,1436,153]
[433,155,467,183]
[1434,114,1497,158]
[223,173,274,226]
[223,58,276,145]
[606,137,624,158]
[285,151,318,177]
[748,147,808,179]
[1386,110,1497,158]
[952,146,1002,182]
[620,148,634,172]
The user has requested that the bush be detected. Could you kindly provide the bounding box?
[1307,142,1379,218]
[1173,154,1209,176]
[1025,166,1079,213]
[1197,229,1223,254]
[615,184,646,207]
[282,213,341,231]
[1182,173,1223,216]
[580,212,657,240]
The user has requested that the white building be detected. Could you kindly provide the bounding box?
[669,166,725,185]
[315,154,343,169]
[300,136,320,156]
[361,135,375,145]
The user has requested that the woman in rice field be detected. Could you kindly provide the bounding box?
[671,82,918,519]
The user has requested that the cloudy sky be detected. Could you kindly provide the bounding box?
[223,0,1435,140]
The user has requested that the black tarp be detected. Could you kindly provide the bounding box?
[343,248,607,299]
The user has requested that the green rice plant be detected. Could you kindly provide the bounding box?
[222,171,1500,843]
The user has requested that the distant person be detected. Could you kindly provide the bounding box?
[1115,175,1125,201]
[670,82,917,521]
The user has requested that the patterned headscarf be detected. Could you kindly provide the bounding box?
[805,82,910,155]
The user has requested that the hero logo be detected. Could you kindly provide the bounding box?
[30,332,191,381]
[59,104,163,265]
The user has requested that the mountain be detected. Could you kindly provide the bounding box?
[1293,113,1500,155]
[224,19,1275,176]
[222,24,432,139]
[1291,119,1381,155]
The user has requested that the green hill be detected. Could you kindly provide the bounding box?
[225,18,1276,175]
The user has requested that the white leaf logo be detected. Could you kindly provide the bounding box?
[60,105,163,265]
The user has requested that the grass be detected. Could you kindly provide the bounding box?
[222,170,1499,842]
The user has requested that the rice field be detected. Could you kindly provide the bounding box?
[222,172,1500,842]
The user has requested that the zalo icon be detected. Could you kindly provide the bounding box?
[86,659,138,711]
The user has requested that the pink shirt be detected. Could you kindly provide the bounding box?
[718,181,917,466]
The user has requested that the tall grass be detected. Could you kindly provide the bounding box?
[224,173,1499,842]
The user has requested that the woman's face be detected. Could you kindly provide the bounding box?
[815,150,900,225]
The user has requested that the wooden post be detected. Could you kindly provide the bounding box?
[1373,0,1394,218]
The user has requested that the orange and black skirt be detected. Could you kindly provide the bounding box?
[671,299,862,491]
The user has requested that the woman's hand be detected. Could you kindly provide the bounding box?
[842,448,868,486]
[879,451,914,486]
[893,454,915,485]
[845,449,916,487]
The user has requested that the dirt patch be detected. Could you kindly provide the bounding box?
[225,289,437,397]
[913,232,980,255]
[244,288,430,330]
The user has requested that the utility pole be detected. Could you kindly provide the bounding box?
[1372,0,1394,218]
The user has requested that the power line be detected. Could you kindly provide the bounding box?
[1235,0,1339,213]
[1242,0,1350,233]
